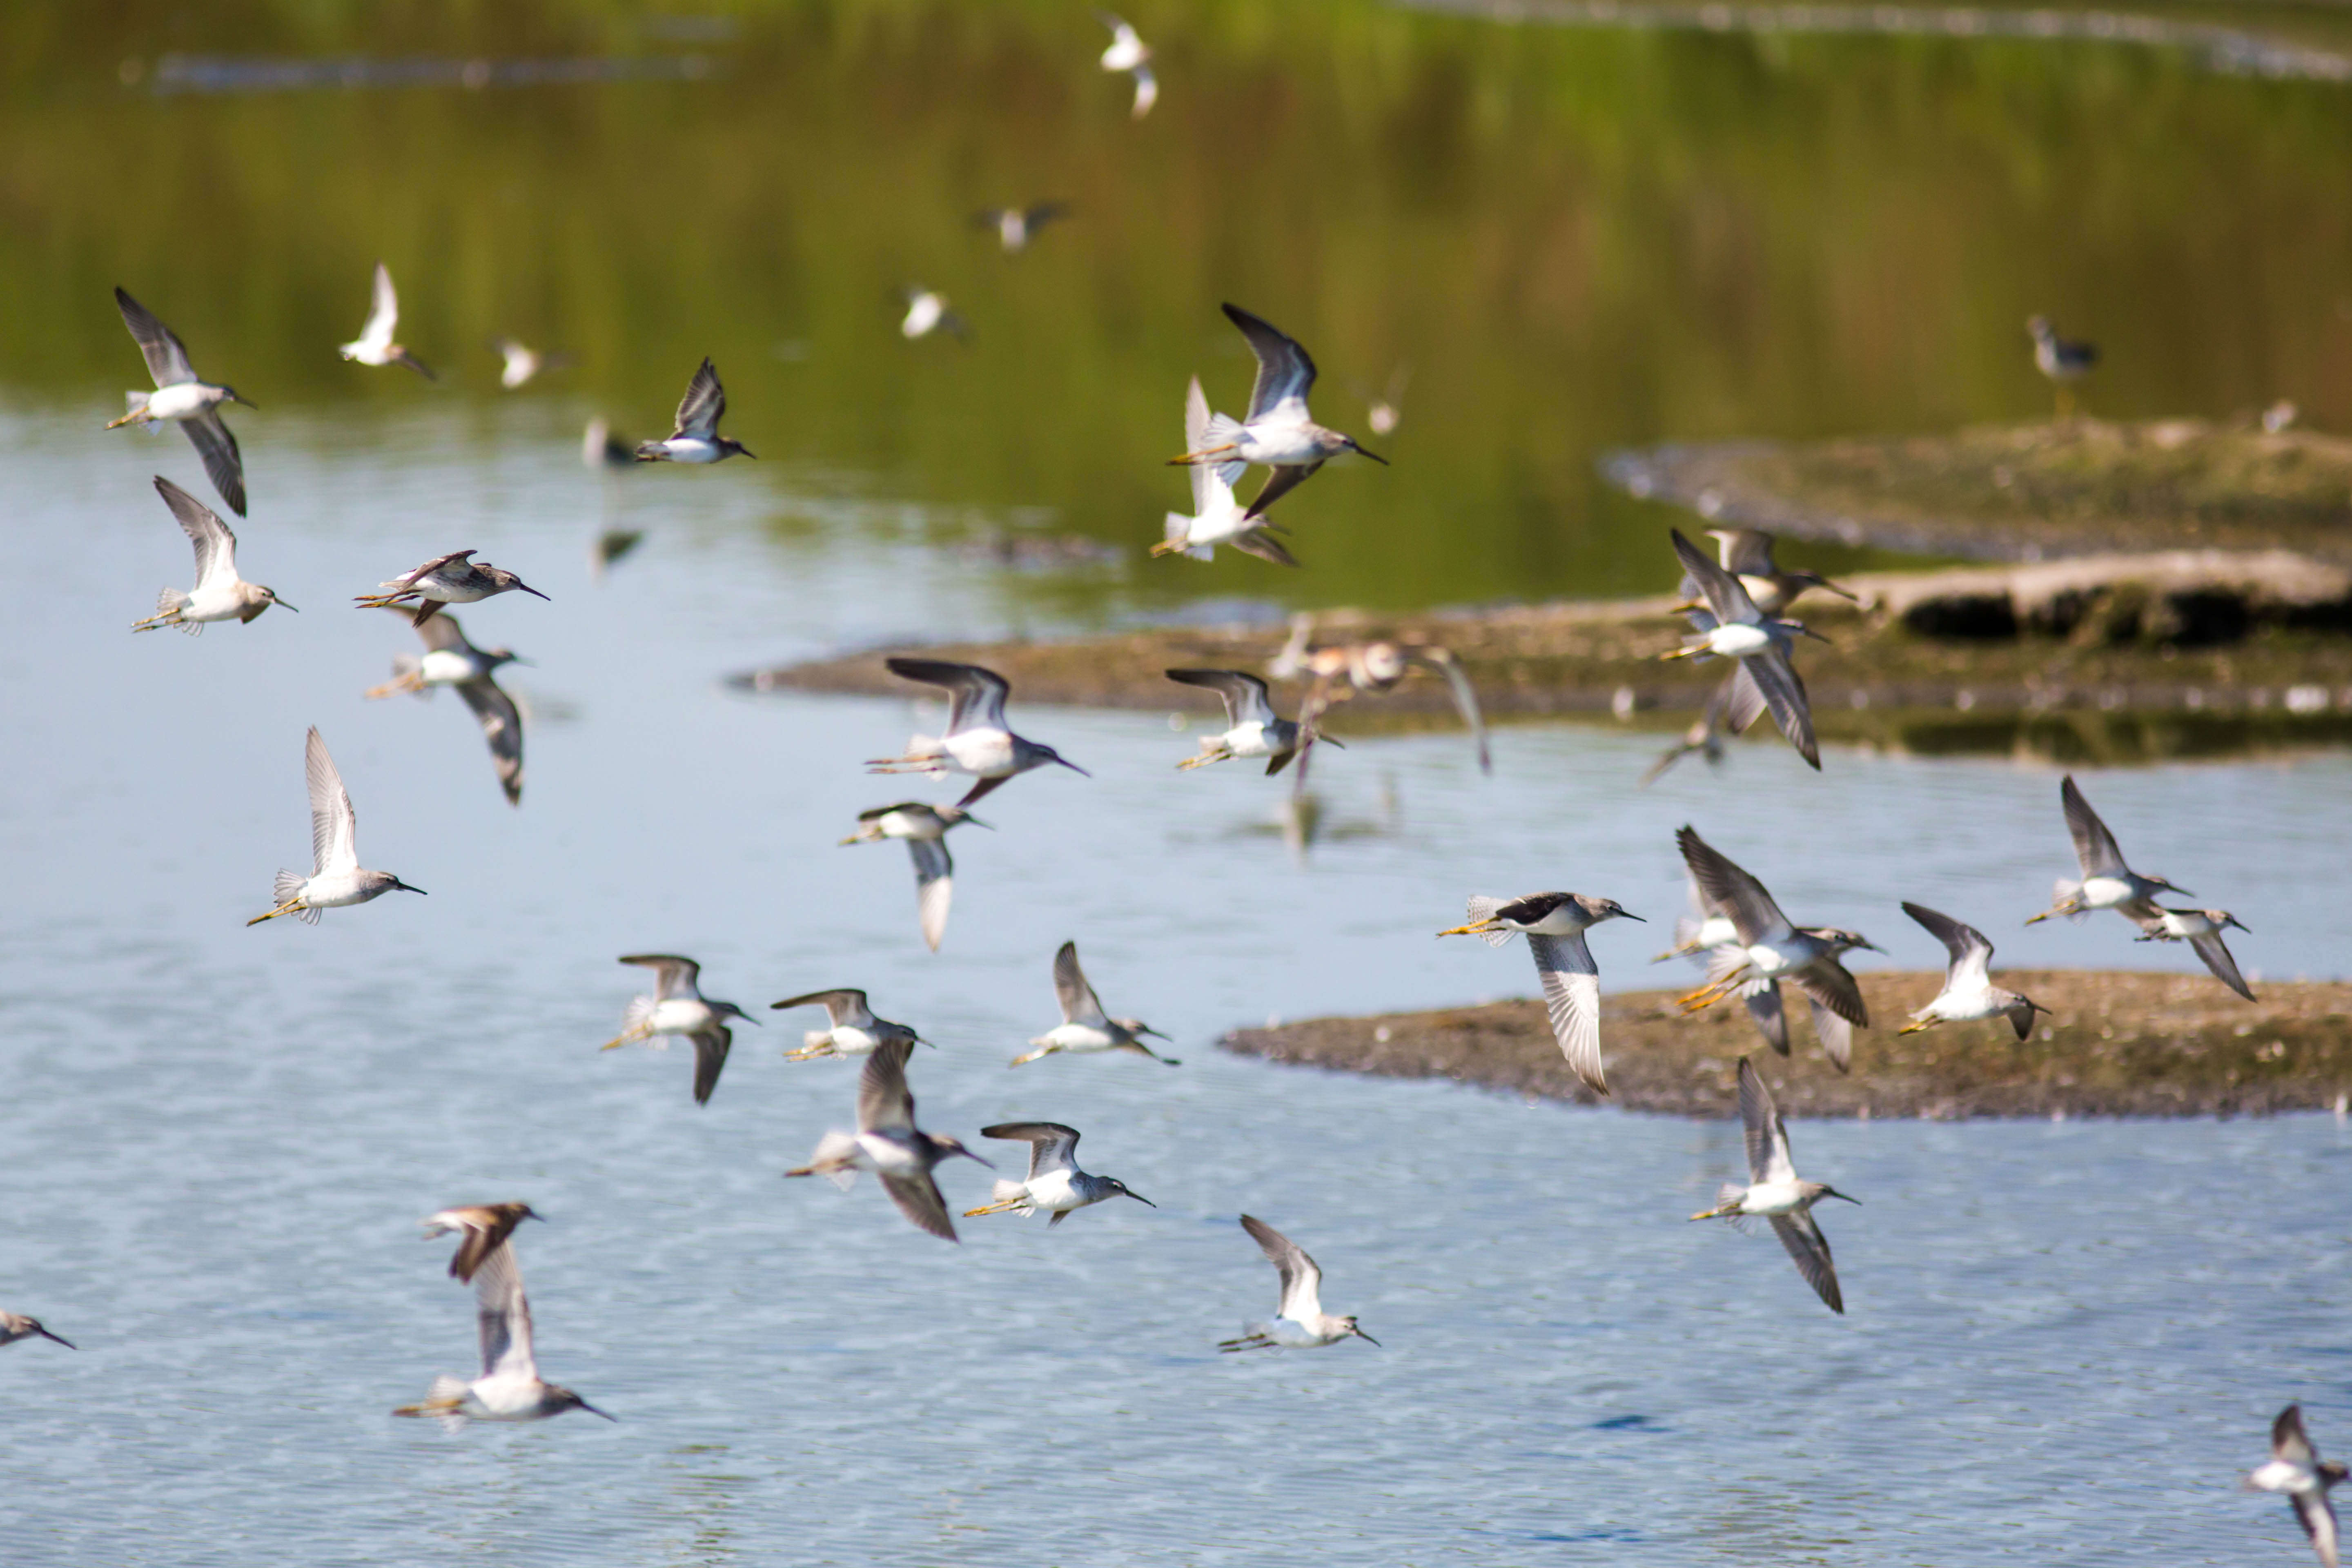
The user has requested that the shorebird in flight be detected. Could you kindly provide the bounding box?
[867,658,1089,808]
[1675,528,1857,618]
[2027,315,2096,417]
[1690,1057,1860,1314]
[1097,13,1157,118]
[364,609,524,805]
[774,987,927,1062]
[394,1211,611,1430]
[898,288,970,342]
[2247,1404,2344,1568]
[1673,825,1877,1071]
[1218,1216,1378,1351]
[635,358,754,463]
[1171,305,1385,519]
[1152,377,1298,565]
[785,1040,988,1241]
[354,550,548,626]
[1270,614,1490,795]
[107,286,255,517]
[339,262,435,379]
[601,955,755,1106]
[0,1313,74,1350]
[974,202,1070,254]
[1438,892,1644,1097]
[1165,668,1316,774]
[840,803,987,952]
[2025,775,2191,927]
[963,1123,1155,1225]
[1639,670,1739,787]
[1011,941,1177,1067]
[129,476,294,633]
[248,727,425,926]
[1898,903,2051,1039]
[1661,528,1824,770]
[1354,365,1409,438]
[2132,906,2255,1001]
[490,337,567,390]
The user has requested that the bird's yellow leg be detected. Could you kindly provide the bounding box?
[104,410,149,430]
[1176,747,1230,771]
[1897,1019,1937,1036]
[598,1025,651,1051]
[1167,443,1238,466]
[1434,921,1496,938]
[245,900,304,927]
[363,671,424,700]
[961,1197,1025,1217]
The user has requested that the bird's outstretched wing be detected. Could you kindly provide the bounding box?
[153,476,237,586]
[856,1040,919,1132]
[672,358,726,438]
[1240,1214,1324,1320]
[114,287,197,387]
[472,1241,538,1379]
[1676,826,1790,946]
[618,954,701,1002]
[1221,304,1316,423]
[181,410,248,518]
[982,1122,1082,1180]
[1768,1210,1844,1314]
[885,657,1010,735]
[1902,902,1993,992]
[2059,775,2128,879]
[1052,940,1109,1027]
[305,727,358,875]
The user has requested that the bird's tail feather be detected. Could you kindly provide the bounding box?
[1463,896,1515,949]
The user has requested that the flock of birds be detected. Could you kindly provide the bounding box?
[22,19,2335,1562]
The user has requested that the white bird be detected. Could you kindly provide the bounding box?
[1165,668,1314,773]
[2132,906,2255,1001]
[2248,1404,2345,1568]
[1097,13,1157,118]
[106,287,256,517]
[353,550,549,626]
[634,358,755,463]
[839,803,987,952]
[962,1123,1155,1225]
[1660,528,1824,770]
[1150,377,1298,564]
[338,262,435,379]
[129,476,295,633]
[1171,304,1387,520]
[867,659,1089,808]
[773,988,927,1062]
[1218,1216,1379,1351]
[1011,941,1177,1067]
[2025,775,2192,926]
[490,337,566,389]
[393,1209,611,1430]
[1673,826,1878,1072]
[784,1040,989,1242]
[363,610,525,806]
[899,288,969,342]
[0,1312,74,1350]
[599,954,756,1106]
[247,728,426,927]
[1899,903,2050,1039]
[1437,892,1644,1096]
[1689,1057,1861,1314]
[973,202,1070,254]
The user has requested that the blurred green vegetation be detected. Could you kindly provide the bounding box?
[9,0,2352,613]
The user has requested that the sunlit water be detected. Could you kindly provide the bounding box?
[2,407,2348,1566]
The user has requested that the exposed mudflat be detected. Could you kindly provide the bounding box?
[1218,970,2352,1118]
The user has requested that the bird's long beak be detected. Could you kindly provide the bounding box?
[509,654,534,666]
[577,1400,618,1422]
[1822,1188,1861,1205]
[518,584,552,601]
[1126,1191,1156,1207]
[1137,1024,1171,1041]
[1351,1325,1381,1345]
[2225,916,2251,933]
[1617,911,1648,923]
[736,445,759,459]
[1056,757,1092,777]
[966,815,995,830]
[394,880,428,895]
[38,1328,76,1349]
[274,598,300,612]
[960,1149,995,1168]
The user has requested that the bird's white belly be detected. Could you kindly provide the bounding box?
[1710,624,1773,659]
[855,1132,925,1176]
[145,382,209,421]
[1745,940,1808,979]
[902,298,944,337]
[1234,423,1321,466]
[1933,986,2005,1022]
[2079,876,2137,909]
[182,584,246,623]
[1692,915,1739,949]
[875,811,940,842]
[1040,1023,1114,1052]
[1027,1171,1083,1212]
[303,872,378,909]
[416,577,488,604]
[1267,1317,1337,1348]
[1221,722,1273,757]
[1186,503,1254,546]
[417,650,477,686]
[944,730,1016,776]
[647,999,714,1037]
[829,1025,882,1055]
[1741,1179,1807,1217]
[341,339,389,364]
[663,438,724,463]
[466,1372,547,1419]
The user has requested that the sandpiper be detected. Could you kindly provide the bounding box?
[1171,304,1386,519]
[490,337,566,390]
[0,1313,74,1350]
[107,286,254,517]
[841,803,987,952]
[421,1203,542,1283]
[129,476,294,634]
[1661,529,1824,770]
[1677,529,1858,618]
[354,550,549,626]
[1218,1216,1378,1351]
[601,954,755,1106]
[1165,668,1317,774]
[364,609,525,806]
[774,988,927,1062]
[1438,893,1644,1096]
[963,1123,1155,1225]
[1690,1057,1860,1314]
[339,262,435,379]
[784,1040,989,1242]
[1655,865,1795,1056]
[393,1216,611,1430]
[247,727,425,926]
[2025,775,2189,926]
[1271,614,1490,793]
[1355,365,1409,438]
[1152,377,1299,565]
[899,288,969,343]
[635,358,754,463]
[974,202,1070,254]
[2247,1404,2344,1568]
[583,417,634,471]
[2027,315,2096,416]
[1898,903,2051,1039]
[2133,906,2255,1001]
[1673,825,1877,1072]
[867,658,1089,808]
[1011,941,1178,1067]
[1639,670,1739,787]
[1097,13,1157,118]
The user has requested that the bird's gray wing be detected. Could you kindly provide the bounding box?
[2059,775,2128,879]
[1675,826,1791,944]
[392,550,474,587]
[1288,673,1337,802]
[365,261,401,342]
[885,657,1009,734]
[1183,375,1215,514]
[1737,1057,1793,1185]
[772,987,866,1026]
[304,727,358,875]
[880,1172,958,1241]
[1803,995,1856,1074]
[412,612,468,653]
[1240,1215,1323,1320]
[674,357,725,438]
[114,287,196,386]
[1744,982,1790,1054]
[2189,933,2255,1001]
[152,476,235,586]
[1240,459,1319,522]
[1902,902,1993,991]
[1221,303,1316,423]
[1708,528,1776,579]
[432,1204,532,1283]
[1229,528,1302,567]
[1670,528,1765,626]
[982,1122,1081,1179]
[1722,660,1769,735]
[618,954,699,1002]
[2290,1492,2339,1568]
[856,1040,918,1132]
[1166,668,1275,728]
[2276,1407,2318,1466]
[909,837,953,953]
[472,1242,537,1379]
[1412,649,1492,775]
[181,409,247,518]
[455,677,523,807]
[1768,1211,1844,1314]
[1742,646,1819,771]
[691,1025,731,1106]
[1024,200,1071,229]
[1526,932,1605,1096]
[1052,940,1109,1027]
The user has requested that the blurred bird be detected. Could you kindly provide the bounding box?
[107,286,255,517]
[2027,315,2096,417]
[130,476,294,633]
[1152,377,1299,564]
[840,803,986,953]
[1639,670,1740,787]
[784,1040,989,1241]
[1354,365,1410,438]
[1011,941,1177,1067]
[899,288,970,342]
[1673,825,1877,1072]
[600,955,755,1106]
[1661,529,1824,770]
[1438,892,1644,1096]
[2246,1404,2344,1568]
[867,658,1089,808]
[2132,906,2255,1001]
[974,202,1071,254]
[1898,903,2050,1039]
[420,1203,541,1282]
[1166,668,1316,773]
[339,262,435,379]
[2025,775,2190,927]
[1674,528,1857,618]
[393,1216,611,1429]
[582,417,634,471]
[489,337,568,390]
[1172,304,1386,519]
[1689,1057,1860,1314]
[1271,614,1490,796]
[0,1313,74,1350]
[1097,13,1157,118]
[1218,1216,1378,1351]
[354,550,549,626]
[774,988,927,1062]
[247,728,425,926]
[964,1123,1155,1225]
[364,609,525,806]
[634,359,754,463]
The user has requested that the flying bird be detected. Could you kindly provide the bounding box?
[2027,315,2097,417]
[1165,668,1315,774]
[963,1123,1155,1225]
[974,202,1071,254]
[106,286,255,516]
[773,987,927,1062]
[420,1203,543,1283]
[1639,670,1740,787]
[866,658,1089,808]
[2132,906,2255,1001]
[2025,775,2191,927]
[1152,377,1299,565]
[1011,941,1177,1067]
[129,476,294,633]
[1673,825,1877,1071]
[1674,528,1857,618]
[898,288,970,343]
[490,337,568,389]
[1660,529,1824,770]
[600,955,755,1106]
[1689,1058,1860,1313]
[339,262,435,379]
[1097,13,1157,118]
[2247,1404,2345,1568]
[1218,1216,1378,1351]
[839,803,986,952]
[1271,614,1490,796]
[354,550,549,626]
[1898,903,2051,1039]
[634,358,754,463]
[1437,892,1644,1096]
[363,610,525,806]
[0,1313,74,1350]
[393,1217,611,1429]
[784,1040,989,1242]
[247,728,426,926]
[1171,304,1386,520]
